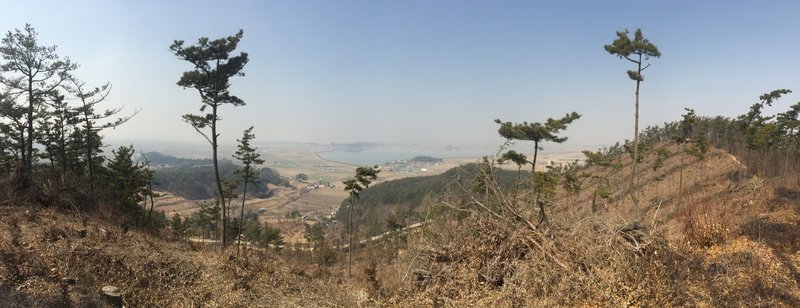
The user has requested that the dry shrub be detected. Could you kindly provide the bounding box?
[673,177,750,249]
[383,158,706,306]
[382,147,800,306]
[362,260,381,297]
[678,203,736,248]
[395,206,703,306]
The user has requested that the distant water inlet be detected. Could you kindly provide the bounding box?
[317,145,494,165]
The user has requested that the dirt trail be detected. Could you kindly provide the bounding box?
[725,152,743,166]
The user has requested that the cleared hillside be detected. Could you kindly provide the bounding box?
[0,206,367,307]
[1,144,799,307]
[387,143,800,306]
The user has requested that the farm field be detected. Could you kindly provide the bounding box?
[151,146,583,244]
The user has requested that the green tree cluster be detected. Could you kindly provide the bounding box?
[102,145,165,229]
[0,24,133,195]
[152,163,285,200]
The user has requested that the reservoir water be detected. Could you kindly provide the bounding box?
[317,145,495,165]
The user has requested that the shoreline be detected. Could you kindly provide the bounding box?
[317,150,485,167]
[312,151,358,167]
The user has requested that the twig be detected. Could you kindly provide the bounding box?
[401,249,424,283]
[650,201,662,233]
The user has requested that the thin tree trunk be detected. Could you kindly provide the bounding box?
[348,197,354,277]
[237,180,248,257]
[512,166,522,203]
[532,141,547,223]
[59,116,67,184]
[794,148,800,186]
[26,76,34,179]
[679,151,685,201]
[46,145,55,173]
[784,131,792,176]
[84,110,95,194]
[146,173,155,226]
[211,105,226,248]
[628,55,642,206]
[19,128,26,181]
[531,141,539,198]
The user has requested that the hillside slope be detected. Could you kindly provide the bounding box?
[386,144,800,306]
[0,207,365,307]
[1,144,799,307]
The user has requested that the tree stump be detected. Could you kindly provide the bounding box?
[60,277,76,307]
[101,285,122,308]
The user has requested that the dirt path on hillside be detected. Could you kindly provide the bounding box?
[725,152,742,166]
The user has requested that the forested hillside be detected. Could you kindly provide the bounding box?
[139,151,232,168]
[335,163,523,235]
[139,151,288,200]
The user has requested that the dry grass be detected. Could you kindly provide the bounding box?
[0,206,370,307]
[375,144,800,306]
[2,144,800,306]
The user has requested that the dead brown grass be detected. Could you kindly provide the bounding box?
[375,144,800,306]
[0,206,373,307]
[1,144,799,307]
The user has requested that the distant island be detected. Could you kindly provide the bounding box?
[410,156,443,163]
[329,142,381,153]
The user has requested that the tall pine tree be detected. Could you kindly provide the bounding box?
[604,28,660,206]
[170,30,249,247]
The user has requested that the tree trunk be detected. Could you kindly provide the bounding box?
[348,197,354,277]
[59,116,67,184]
[146,173,155,227]
[25,76,34,180]
[531,141,539,202]
[211,105,227,248]
[531,141,547,223]
[46,145,55,173]
[84,110,95,194]
[628,55,642,206]
[679,150,685,202]
[19,127,26,180]
[237,179,248,257]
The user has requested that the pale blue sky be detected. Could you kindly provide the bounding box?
[1,0,798,148]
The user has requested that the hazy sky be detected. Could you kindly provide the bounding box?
[1,0,798,148]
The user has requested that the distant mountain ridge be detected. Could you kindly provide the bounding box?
[138,151,233,168]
